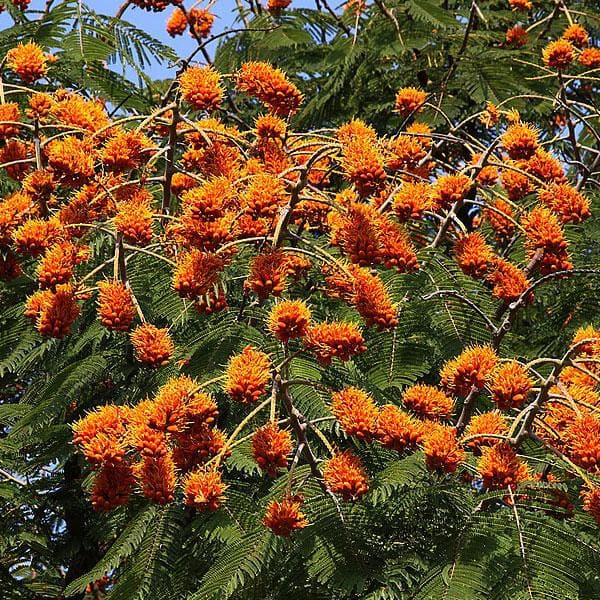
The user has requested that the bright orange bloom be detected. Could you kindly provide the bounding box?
[101,128,152,173]
[571,325,600,357]
[379,218,419,274]
[463,411,509,450]
[225,345,271,404]
[341,135,386,197]
[402,384,454,421]
[323,450,369,501]
[130,324,174,368]
[263,495,308,536]
[166,8,188,36]
[97,281,136,332]
[135,453,177,504]
[440,345,498,397]
[114,191,154,246]
[27,92,54,120]
[6,42,49,83]
[72,404,128,448]
[45,136,95,187]
[182,177,233,221]
[480,101,500,128]
[375,405,423,452]
[331,387,379,441]
[237,61,303,116]
[267,0,292,12]
[542,39,575,70]
[537,183,591,224]
[22,169,55,204]
[91,463,135,511]
[245,249,290,299]
[173,250,225,300]
[387,135,427,172]
[183,469,227,511]
[501,123,539,160]
[579,47,600,69]
[508,0,531,11]
[303,321,366,365]
[394,87,427,117]
[36,284,80,338]
[485,258,531,303]
[564,414,600,473]
[82,430,127,467]
[525,148,565,184]
[0,191,33,245]
[393,181,432,222]
[423,424,465,474]
[562,24,588,48]
[189,8,215,38]
[406,121,432,147]
[337,119,377,145]
[477,443,530,490]
[505,25,528,48]
[128,418,168,458]
[241,173,286,219]
[484,199,516,242]
[559,366,597,390]
[255,114,287,140]
[51,92,109,133]
[268,299,311,343]
[430,174,472,211]
[24,289,53,322]
[0,139,32,180]
[252,421,292,476]
[581,485,600,524]
[490,361,533,410]
[171,173,197,196]
[0,103,21,138]
[501,165,532,201]
[37,241,88,289]
[180,65,224,112]
[454,232,495,279]
[13,217,62,257]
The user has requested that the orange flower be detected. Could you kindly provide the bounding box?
[393,181,432,222]
[173,250,225,300]
[579,47,600,69]
[490,361,533,410]
[171,172,197,196]
[22,169,55,203]
[237,61,303,116]
[440,345,498,397]
[91,463,135,511]
[37,241,87,289]
[402,384,454,421]
[480,101,500,128]
[97,281,136,332]
[267,0,292,13]
[225,345,271,404]
[477,443,530,490]
[0,191,33,245]
[246,249,290,300]
[341,135,386,197]
[179,65,224,112]
[82,431,127,467]
[101,128,152,173]
[537,183,591,224]
[0,139,32,180]
[130,324,174,368]
[36,284,80,338]
[508,0,531,11]
[331,387,379,441]
[183,469,227,510]
[337,119,377,145]
[526,148,565,185]
[375,405,423,452]
[564,414,600,473]
[131,0,170,11]
[241,173,286,219]
[386,135,427,172]
[45,136,95,187]
[166,8,188,36]
[423,424,465,474]
[268,299,311,343]
[542,39,575,70]
[51,92,109,133]
[189,8,215,38]
[581,485,600,524]
[0,103,21,138]
[255,114,287,140]
[463,411,509,451]
[484,199,516,242]
[323,450,369,501]
[501,165,532,201]
[379,218,419,274]
[571,325,600,358]
[6,42,49,83]
[252,421,292,476]
[501,123,539,160]
[406,121,432,146]
[454,232,495,278]
[562,24,588,48]
[135,453,177,504]
[114,191,154,246]
[505,25,528,48]
[394,87,427,117]
[485,258,531,303]
[263,495,308,536]
[430,174,472,211]
[303,321,366,365]
[13,217,62,257]
[72,404,129,447]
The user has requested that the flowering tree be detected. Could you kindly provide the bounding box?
[0,0,599,599]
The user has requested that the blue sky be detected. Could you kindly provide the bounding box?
[0,0,314,80]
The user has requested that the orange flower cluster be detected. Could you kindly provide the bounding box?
[303,321,366,365]
[331,387,379,441]
[440,345,498,397]
[97,281,136,332]
[268,299,311,343]
[252,422,292,476]
[323,450,369,501]
[263,495,308,536]
[225,345,271,404]
[477,443,530,490]
[130,324,174,368]
[180,65,224,112]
